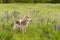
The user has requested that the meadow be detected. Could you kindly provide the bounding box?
[0,3,60,40]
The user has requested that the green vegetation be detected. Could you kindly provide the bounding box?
[0,4,60,40]
[0,0,60,3]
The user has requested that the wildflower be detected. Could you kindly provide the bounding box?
[54,23,56,30]
[58,24,60,30]
[6,13,10,22]
[12,10,19,18]
[4,11,10,22]
[13,10,16,14]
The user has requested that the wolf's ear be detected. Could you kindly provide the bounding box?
[23,15,30,19]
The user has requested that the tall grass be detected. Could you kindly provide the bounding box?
[0,4,60,40]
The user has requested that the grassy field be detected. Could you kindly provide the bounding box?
[0,3,60,40]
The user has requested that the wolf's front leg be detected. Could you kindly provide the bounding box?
[21,27,26,35]
[24,27,26,33]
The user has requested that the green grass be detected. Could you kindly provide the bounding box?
[0,3,60,40]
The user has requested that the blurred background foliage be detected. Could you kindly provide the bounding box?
[0,0,60,3]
